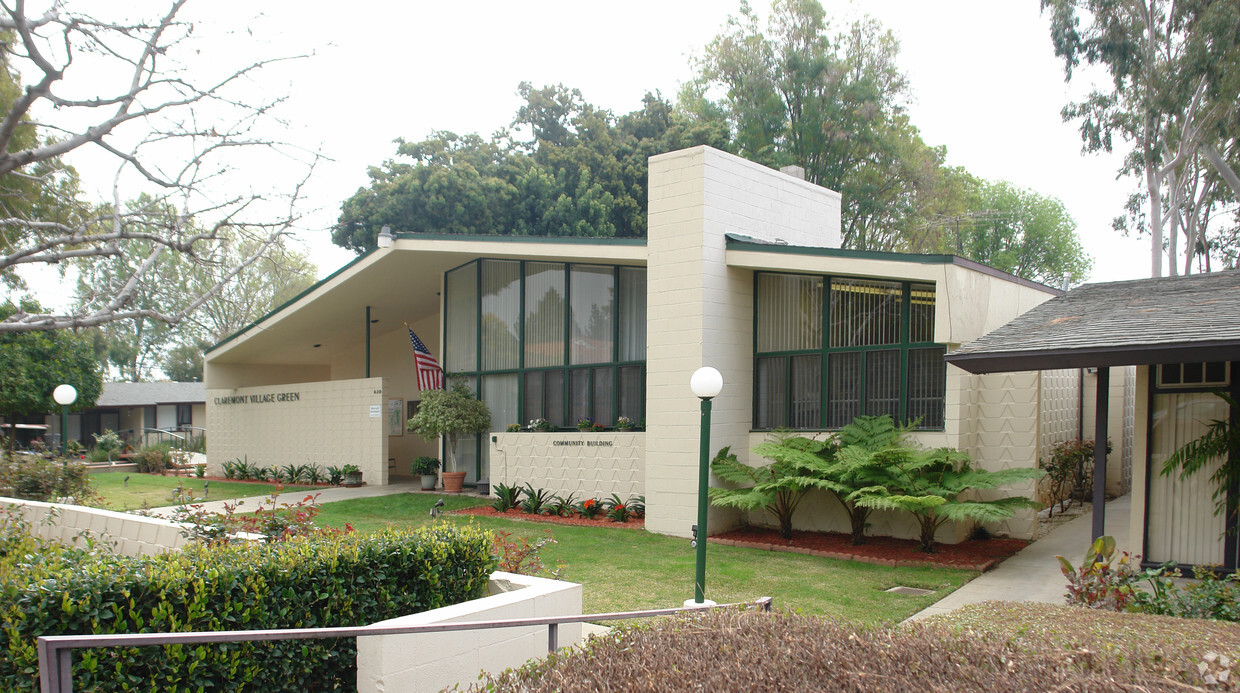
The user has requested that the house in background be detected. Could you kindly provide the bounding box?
[202,145,1130,544]
[947,271,1240,572]
[46,381,206,450]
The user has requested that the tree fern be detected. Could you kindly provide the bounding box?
[709,432,837,539]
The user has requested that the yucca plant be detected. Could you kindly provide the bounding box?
[709,432,838,539]
[850,443,1043,553]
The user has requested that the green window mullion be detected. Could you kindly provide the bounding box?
[474,260,483,374]
[821,275,831,429]
[785,354,794,427]
[563,263,572,369]
[899,283,911,425]
[517,261,526,423]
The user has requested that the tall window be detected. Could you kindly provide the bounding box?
[445,260,646,429]
[754,272,944,430]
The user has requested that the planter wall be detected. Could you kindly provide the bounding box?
[488,432,644,501]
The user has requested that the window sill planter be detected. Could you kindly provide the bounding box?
[343,471,363,487]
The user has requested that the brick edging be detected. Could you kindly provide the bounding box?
[707,537,999,572]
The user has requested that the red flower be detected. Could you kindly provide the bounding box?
[583,499,595,508]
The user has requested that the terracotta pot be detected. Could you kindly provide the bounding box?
[420,474,438,491]
[441,471,466,493]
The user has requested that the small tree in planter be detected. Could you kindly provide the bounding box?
[406,381,492,493]
[412,456,440,490]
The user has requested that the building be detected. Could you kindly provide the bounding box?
[204,146,1099,542]
[46,381,206,450]
[947,271,1240,571]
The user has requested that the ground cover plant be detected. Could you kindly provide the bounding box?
[314,494,973,623]
[90,471,314,511]
[476,603,1240,691]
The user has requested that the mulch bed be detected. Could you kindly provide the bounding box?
[712,527,1027,571]
[451,505,645,530]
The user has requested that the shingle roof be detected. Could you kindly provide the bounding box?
[96,382,205,407]
[946,271,1240,373]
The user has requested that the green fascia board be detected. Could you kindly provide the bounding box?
[725,237,955,264]
[205,247,379,356]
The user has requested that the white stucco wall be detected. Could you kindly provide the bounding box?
[206,378,388,483]
[1,497,193,556]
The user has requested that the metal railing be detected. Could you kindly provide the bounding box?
[38,596,772,692]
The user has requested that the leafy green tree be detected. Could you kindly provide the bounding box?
[406,381,492,474]
[0,300,102,457]
[161,342,207,382]
[709,433,837,539]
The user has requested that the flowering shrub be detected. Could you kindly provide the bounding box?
[606,502,631,523]
[577,498,603,519]
[506,423,522,432]
[492,529,564,579]
[170,489,348,544]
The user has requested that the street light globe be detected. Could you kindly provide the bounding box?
[53,384,78,406]
[689,367,723,399]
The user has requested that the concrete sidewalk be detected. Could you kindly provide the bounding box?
[907,494,1133,621]
[143,481,453,518]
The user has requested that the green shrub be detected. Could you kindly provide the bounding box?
[131,442,175,474]
[491,483,523,512]
[0,454,95,503]
[0,521,495,692]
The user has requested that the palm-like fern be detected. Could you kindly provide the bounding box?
[822,416,912,545]
[709,432,836,539]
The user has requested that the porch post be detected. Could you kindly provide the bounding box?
[1091,366,1109,540]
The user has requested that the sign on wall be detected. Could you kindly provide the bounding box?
[387,398,404,437]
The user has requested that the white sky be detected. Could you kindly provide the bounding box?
[24,0,1153,310]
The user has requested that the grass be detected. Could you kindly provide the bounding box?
[314,494,975,625]
[91,471,316,511]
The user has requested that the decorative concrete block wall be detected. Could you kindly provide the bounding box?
[356,571,583,693]
[490,432,644,500]
[1,497,191,556]
[207,378,388,484]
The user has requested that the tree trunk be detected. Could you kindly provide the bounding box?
[779,512,793,540]
[917,515,938,553]
[848,505,869,545]
[1147,159,1164,278]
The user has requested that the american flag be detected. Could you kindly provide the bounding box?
[408,329,444,391]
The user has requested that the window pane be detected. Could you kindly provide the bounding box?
[827,351,861,428]
[790,354,821,429]
[755,356,788,429]
[865,349,901,421]
[756,273,822,352]
[545,370,565,428]
[481,260,521,371]
[523,371,544,424]
[909,282,935,344]
[830,278,901,347]
[618,267,647,361]
[593,367,614,425]
[483,373,519,433]
[907,347,945,429]
[569,368,591,425]
[444,262,478,372]
[570,266,614,364]
[618,365,644,423]
[524,262,565,368]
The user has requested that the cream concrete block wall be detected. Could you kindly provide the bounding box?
[1081,366,1135,495]
[646,146,841,538]
[490,433,644,500]
[960,370,1041,540]
[1037,368,1084,502]
[207,378,388,483]
[332,315,442,479]
[1,497,190,557]
[942,265,1057,347]
[356,572,582,693]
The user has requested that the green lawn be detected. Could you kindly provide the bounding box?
[91,471,316,511]
[315,494,975,625]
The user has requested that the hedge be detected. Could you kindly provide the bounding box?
[0,522,494,691]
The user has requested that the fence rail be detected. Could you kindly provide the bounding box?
[38,596,772,692]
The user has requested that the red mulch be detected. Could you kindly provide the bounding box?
[451,505,645,530]
[713,527,1027,571]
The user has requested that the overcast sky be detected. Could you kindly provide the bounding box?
[28,0,1151,309]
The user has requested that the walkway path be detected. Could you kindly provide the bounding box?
[907,494,1133,621]
[144,481,436,519]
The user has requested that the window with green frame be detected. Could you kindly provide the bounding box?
[753,272,945,431]
[444,259,646,428]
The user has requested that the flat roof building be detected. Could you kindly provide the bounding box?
[205,146,1092,543]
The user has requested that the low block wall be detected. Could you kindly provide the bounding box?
[489,432,644,501]
[356,571,583,693]
[0,497,191,556]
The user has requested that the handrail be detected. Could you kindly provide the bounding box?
[37,596,772,692]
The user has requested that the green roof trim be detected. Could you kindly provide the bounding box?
[393,232,646,246]
[725,235,1058,294]
[204,247,378,356]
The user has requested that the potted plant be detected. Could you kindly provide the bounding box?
[615,416,639,431]
[406,380,492,493]
[342,463,363,487]
[528,418,551,432]
[577,416,604,432]
[412,455,440,490]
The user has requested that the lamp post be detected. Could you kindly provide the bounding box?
[689,366,723,605]
[53,384,77,456]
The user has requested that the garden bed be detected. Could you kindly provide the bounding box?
[451,506,645,530]
[711,527,1027,571]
